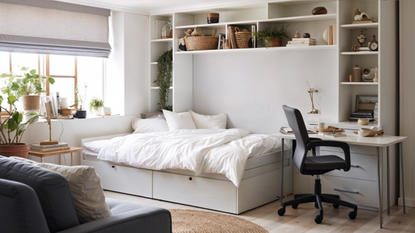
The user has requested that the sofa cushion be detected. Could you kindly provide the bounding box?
[36,163,112,223]
[0,156,79,232]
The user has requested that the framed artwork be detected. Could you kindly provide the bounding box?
[355,95,378,112]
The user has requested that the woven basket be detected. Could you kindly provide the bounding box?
[235,27,251,48]
[185,27,218,51]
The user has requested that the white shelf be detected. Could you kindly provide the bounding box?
[151,62,157,65]
[340,82,378,85]
[341,51,378,55]
[151,38,173,43]
[340,23,379,29]
[175,45,336,55]
[151,87,173,90]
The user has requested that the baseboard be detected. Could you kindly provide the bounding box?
[398,197,415,207]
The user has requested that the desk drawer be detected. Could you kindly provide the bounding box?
[321,176,378,208]
[320,150,377,181]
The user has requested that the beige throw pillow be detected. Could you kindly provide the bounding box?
[35,163,112,223]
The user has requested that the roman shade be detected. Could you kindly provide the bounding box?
[0,0,111,57]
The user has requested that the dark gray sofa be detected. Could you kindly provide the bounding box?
[0,156,172,233]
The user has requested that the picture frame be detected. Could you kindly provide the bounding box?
[355,95,378,112]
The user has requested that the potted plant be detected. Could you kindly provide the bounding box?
[0,68,54,158]
[74,83,87,118]
[154,48,173,111]
[89,97,104,114]
[252,24,291,48]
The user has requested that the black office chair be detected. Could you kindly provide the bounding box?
[278,105,358,224]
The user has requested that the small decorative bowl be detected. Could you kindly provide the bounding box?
[358,118,369,125]
[358,128,371,137]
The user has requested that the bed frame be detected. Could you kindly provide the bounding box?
[81,134,293,214]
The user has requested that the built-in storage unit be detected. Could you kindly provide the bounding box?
[149,0,398,211]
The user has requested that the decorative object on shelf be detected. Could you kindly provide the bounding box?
[312,6,327,15]
[294,31,300,38]
[251,24,290,48]
[161,21,172,39]
[349,74,354,82]
[322,25,336,45]
[218,33,227,49]
[207,13,219,24]
[362,68,375,82]
[353,8,374,24]
[352,65,362,82]
[178,38,186,51]
[0,68,55,158]
[234,27,251,48]
[368,35,378,51]
[184,29,193,37]
[184,27,218,51]
[352,45,359,52]
[303,32,310,38]
[306,81,318,114]
[89,97,104,115]
[154,48,173,111]
[373,66,378,82]
[357,30,366,47]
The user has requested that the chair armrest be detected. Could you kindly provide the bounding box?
[309,138,322,156]
[57,207,172,233]
[306,140,351,171]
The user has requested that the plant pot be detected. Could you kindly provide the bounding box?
[267,38,282,47]
[22,95,40,110]
[0,143,30,158]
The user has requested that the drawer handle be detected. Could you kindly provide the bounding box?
[351,164,360,168]
[189,177,192,181]
[111,166,115,168]
[334,188,359,194]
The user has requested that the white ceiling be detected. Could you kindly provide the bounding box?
[54,0,269,15]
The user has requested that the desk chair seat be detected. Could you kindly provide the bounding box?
[278,105,358,224]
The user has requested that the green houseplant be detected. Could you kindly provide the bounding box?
[89,97,104,113]
[154,48,173,111]
[0,68,54,157]
[252,24,291,48]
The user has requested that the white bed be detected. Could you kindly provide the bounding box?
[81,111,293,214]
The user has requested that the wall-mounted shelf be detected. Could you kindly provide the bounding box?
[340,23,379,29]
[340,82,378,85]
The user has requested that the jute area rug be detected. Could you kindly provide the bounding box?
[169,209,268,233]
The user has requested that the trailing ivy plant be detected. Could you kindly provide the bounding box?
[154,48,173,111]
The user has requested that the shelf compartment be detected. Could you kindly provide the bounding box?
[268,1,337,19]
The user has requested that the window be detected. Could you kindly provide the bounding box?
[0,52,104,113]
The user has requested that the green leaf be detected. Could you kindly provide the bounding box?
[8,95,16,105]
[7,118,17,132]
[30,69,36,75]
[1,73,7,78]
[48,77,55,84]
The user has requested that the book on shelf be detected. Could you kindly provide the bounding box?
[333,24,337,45]
[287,41,316,45]
[328,25,333,45]
[227,25,237,49]
[30,142,69,149]
[292,38,316,42]
[349,117,374,122]
[30,146,71,152]
[250,25,256,48]
[56,115,74,119]
[319,132,346,138]
[352,20,374,24]
[358,47,370,51]
[286,44,315,47]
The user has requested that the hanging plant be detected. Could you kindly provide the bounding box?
[154,48,173,111]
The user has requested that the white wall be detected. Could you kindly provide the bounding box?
[399,0,415,207]
[192,49,338,134]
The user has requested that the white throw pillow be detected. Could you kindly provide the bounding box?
[35,163,112,223]
[189,110,227,129]
[162,109,196,130]
[131,117,169,133]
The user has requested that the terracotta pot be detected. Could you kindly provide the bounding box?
[0,143,30,158]
[266,38,282,47]
[22,95,40,110]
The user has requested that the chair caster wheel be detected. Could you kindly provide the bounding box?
[278,208,285,216]
[292,204,298,209]
[315,215,323,224]
[333,204,339,209]
[348,211,357,219]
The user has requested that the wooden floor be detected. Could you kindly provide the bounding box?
[105,191,414,233]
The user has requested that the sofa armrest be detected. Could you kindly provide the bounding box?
[57,206,172,233]
[0,178,50,233]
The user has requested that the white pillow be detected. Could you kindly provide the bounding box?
[162,109,196,130]
[35,163,112,224]
[131,117,169,133]
[189,110,227,129]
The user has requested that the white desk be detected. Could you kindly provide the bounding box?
[274,133,407,228]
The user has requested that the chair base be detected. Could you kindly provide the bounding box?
[278,179,358,224]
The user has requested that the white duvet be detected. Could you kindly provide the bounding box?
[85,129,281,187]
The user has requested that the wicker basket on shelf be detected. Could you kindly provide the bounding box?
[234,27,251,48]
[185,27,218,51]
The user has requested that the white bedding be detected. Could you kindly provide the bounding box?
[83,129,281,187]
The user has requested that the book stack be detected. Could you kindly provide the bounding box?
[286,38,316,47]
[349,110,374,122]
[30,142,70,152]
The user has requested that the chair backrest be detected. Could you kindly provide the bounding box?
[282,105,311,172]
[0,156,80,232]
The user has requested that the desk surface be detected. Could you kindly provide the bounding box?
[273,133,407,147]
